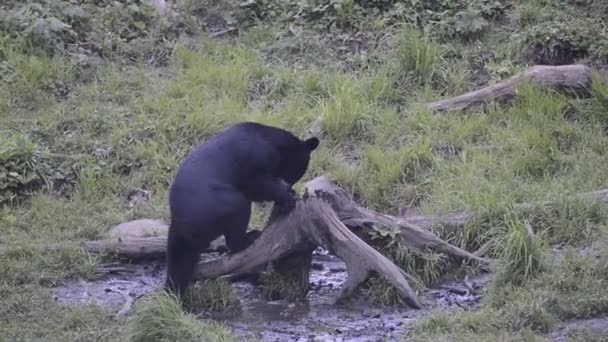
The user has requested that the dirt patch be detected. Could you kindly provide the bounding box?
[52,262,165,311]
[52,249,488,341]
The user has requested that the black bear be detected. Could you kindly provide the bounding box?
[164,122,320,296]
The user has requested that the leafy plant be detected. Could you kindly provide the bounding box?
[0,134,77,205]
[229,0,508,40]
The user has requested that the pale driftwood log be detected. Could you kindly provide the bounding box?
[427,64,594,112]
[386,187,608,235]
[81,236,227,260]
[83,237,167,259]
[513,188,608,211]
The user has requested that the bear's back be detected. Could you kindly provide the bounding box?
[172,122,301,189]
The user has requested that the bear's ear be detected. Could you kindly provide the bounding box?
[305,137,319,151]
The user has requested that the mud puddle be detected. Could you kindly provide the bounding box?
[52,249,488,341]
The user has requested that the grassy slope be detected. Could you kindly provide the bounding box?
[1,0,608,340]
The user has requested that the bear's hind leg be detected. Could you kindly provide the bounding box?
[164,230,202,296]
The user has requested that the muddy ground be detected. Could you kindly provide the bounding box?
[52,247,489,341]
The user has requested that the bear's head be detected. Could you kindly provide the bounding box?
[281,136,319,185]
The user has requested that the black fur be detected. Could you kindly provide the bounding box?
[164,122,319,295]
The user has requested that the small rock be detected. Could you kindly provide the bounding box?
[108,219,168,239]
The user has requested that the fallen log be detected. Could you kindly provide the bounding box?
[427,64,596,112]
[394,188,608,235]
[81,235,231,260]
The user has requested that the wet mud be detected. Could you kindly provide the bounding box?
[52,249,488,341]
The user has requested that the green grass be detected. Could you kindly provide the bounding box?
[125,292,238,342]
[183,279,241,313]
[410,231,608,340]
[0,284,121,341]
[1,0,608,340]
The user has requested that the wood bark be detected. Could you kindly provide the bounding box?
[427,64,595,113]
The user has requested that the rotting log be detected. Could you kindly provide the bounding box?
[426,64,597,113]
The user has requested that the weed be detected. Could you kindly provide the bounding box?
[589,72,608,129]
[319,73,378,141]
